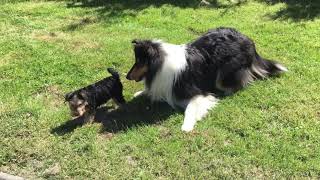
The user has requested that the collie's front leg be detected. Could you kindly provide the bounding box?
[181,95,218,132]
[133,90,146,98]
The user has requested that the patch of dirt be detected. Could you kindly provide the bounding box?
[223,139,231,146]
[0,101,7,114]
[1,164,38,180]
[70,39,101,51]
[0,172,24,180]
[43,163,61,177]
[32,85,64,108]
[100,132,114,140]
[0,52,22,67]
[32,31,101,51]
[45,85,62,96]
[0,58,9,67]
[126,156,137,166]
[32,31,63,42]
[248,166,273,178]
[159,127,171,138]
[30,159,44,170]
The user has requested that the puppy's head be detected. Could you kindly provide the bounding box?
[65,90,89,117]
[126,39,161,82]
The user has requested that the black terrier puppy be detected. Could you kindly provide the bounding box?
[65,68,125,123]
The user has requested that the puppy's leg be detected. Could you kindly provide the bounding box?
[113,96,126,109]
[181,95,218,132]
[112,90,126,111]
[113,98,124,106]
[84,110,95,124]
[113,91,126,104]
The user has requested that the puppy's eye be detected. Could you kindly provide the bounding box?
[76,101,84,106]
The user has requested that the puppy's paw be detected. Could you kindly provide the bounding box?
[84,114,95,124]
[134,91,145,97]
[181,124,194,132]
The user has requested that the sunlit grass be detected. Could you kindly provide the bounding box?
[0,0,319,178]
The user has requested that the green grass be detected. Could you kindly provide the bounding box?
[1,0,320,178]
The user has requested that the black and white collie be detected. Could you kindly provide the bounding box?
[126,27,287,132]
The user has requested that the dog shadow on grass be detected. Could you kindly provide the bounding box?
[51,96,178,135]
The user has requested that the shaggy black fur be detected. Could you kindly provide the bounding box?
[65,68,125,123]
[174,27,286,99]
[128,27,287,101]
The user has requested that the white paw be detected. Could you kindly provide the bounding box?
[133,91,144,97]
[181,124,194,132]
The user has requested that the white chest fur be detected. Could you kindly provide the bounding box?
[147,43,187,107]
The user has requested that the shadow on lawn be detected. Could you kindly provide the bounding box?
[59,0,249,31]
[61,0,319,29]
[64,0,215,27]
[61,0,251,29]
[66,0,220,9]
[259,0,320,21]
[51,96,177,135]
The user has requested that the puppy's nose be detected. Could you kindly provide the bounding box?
[71,112,79,117]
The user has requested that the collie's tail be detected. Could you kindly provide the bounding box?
[251,53,288,79]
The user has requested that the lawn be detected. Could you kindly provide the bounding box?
[0,0,320,178]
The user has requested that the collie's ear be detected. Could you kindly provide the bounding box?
[146,44,157,57]
[132,39,141,45]
[132,40,159,58]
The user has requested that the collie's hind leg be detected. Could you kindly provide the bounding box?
[181,95,218,132]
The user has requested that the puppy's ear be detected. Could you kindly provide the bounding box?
[79,90,88,100]
[64,92,73,102]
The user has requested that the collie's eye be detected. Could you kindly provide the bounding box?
[137,60,146,66]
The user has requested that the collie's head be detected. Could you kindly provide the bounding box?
[126,39,162,82]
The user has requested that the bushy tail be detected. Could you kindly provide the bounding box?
[107,68,120,79]
[251,53,288,79]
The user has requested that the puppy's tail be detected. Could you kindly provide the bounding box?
[251,52,288,79]
[107,68,120,79]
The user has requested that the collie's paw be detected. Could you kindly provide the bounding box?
[181,124,194,132]
[133,91,145,97]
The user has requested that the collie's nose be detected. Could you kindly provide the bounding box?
[126,73,132,80]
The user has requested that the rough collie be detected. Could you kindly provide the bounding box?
[126,27,287,132]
